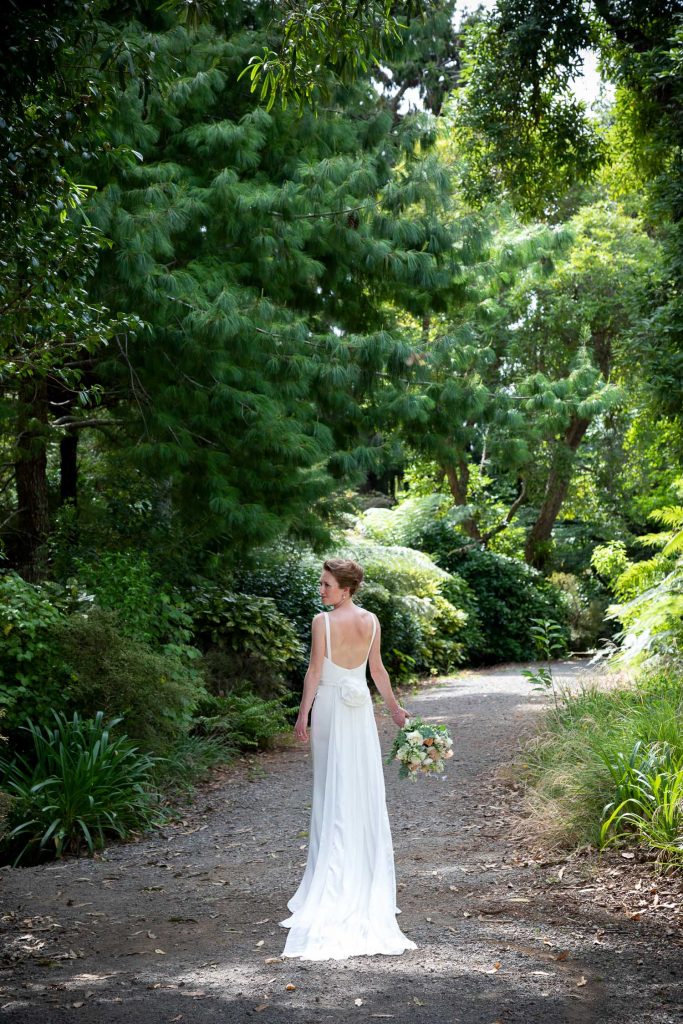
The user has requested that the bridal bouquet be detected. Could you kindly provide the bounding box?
[386,717,453,780]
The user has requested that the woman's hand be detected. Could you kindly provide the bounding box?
[294,713,309,743]
[390,705,410,729]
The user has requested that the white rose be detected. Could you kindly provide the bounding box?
[406,730,423,744]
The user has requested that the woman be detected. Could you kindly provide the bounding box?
[279,558,417,961]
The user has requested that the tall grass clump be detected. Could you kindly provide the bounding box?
[519,667,683,860]
[0,711,162,866]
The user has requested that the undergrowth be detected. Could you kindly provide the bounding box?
[518,666,683,867]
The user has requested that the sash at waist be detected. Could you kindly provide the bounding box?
[318,676,370,708]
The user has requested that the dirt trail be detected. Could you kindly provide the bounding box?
[1,662,681,1024]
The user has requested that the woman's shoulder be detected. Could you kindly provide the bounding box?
[354,607,376,627]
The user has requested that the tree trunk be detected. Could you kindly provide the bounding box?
[14,379,50,581]
[444,459,483,543]
[59,430,78,504]
[524,414,591,569]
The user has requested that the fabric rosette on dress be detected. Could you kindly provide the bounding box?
[338,675,371,708]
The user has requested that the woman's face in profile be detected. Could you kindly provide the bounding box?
[319,569,344,607]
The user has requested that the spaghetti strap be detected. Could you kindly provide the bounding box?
[323,611,331,661]
[367,615,377,658]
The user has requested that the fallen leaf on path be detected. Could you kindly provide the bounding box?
[154,948,166,954]
[480,962,501,974]
[72,1003,84,1009]
[354,998,363,1006]
[254,1004,269,1012]
[413,997,424,1006]
[256,940,265,947]
[554,950,570,961]
[264,957,281,963]
[621,852,635,859]
[147,931,157,939]
[253,918,270,925]
[285,984,296,991]
[576,977,588,987]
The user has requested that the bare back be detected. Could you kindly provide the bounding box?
[324,607,376,669]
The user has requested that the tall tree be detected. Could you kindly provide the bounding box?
[68,4,457,561]
[0,1,144,577]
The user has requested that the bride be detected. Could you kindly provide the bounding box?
[279,557,417,961]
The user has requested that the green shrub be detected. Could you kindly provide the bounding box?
[192,691,294,749]
[73,551,197,654]
[355,581,423,681]
[361,495,450,549]
[149,732,237,794]
[417,525,568,663]
[549,571,611,651]
[191,588,305,697]
[233,544,322,644]
[57,608,204,752]
[519,666,683,853]
[0,710,162,866]
[0,572,73,735]
[599,739,683,863]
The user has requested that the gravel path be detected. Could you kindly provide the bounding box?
[1,661,681,1023]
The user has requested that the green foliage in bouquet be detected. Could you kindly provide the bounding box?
[0,711,162,866]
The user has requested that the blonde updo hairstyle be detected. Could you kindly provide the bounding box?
[323,558,364,597]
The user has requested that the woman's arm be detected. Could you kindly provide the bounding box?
[368,616,410,728]
[294,613,326,743]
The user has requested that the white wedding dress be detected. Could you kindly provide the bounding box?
[280,611,417,961]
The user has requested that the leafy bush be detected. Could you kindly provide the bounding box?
[0,571,203,750]
[594,495,683,666]
[0,711,162,866]
[361,495,449,549]
[519,666,683,853]
[355,581,424,680]
[599,739,683,863]
[414,523,568,663]
[149,732,237,794]
[192,691,294,749]
[549,572,610,651]
[0,572,74,735]
[57,608,204,752]
[73,550,197,654]
[191,588,305,697]
[342,537,475,677]
[233,544,322,643]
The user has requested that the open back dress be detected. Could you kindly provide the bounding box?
[279,611,417,961]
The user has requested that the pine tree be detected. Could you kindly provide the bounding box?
[70,3,457,561]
